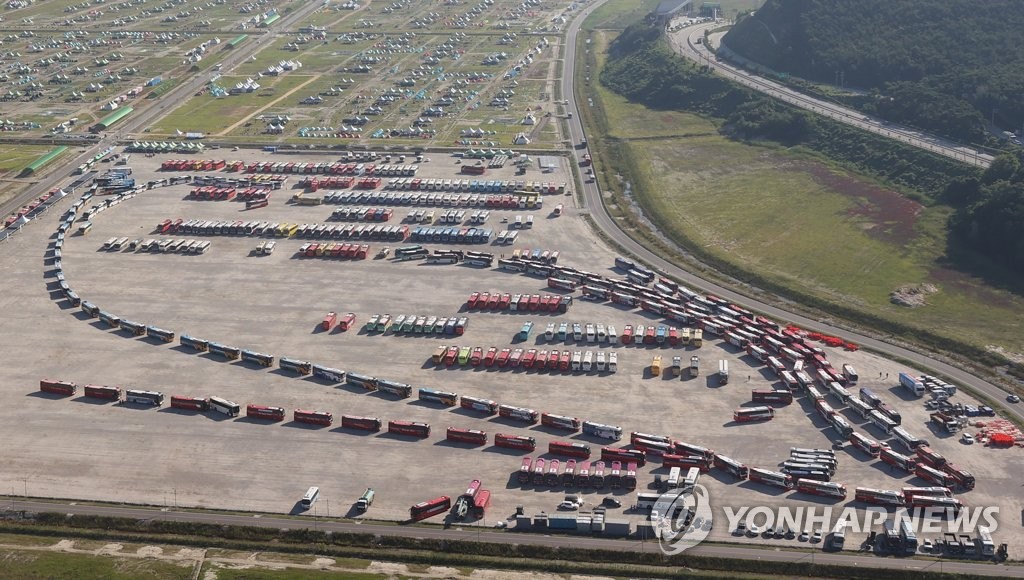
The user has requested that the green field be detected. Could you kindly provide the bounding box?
[0,549,191,579]
[585,28,1024,356]
[0,145,57,174]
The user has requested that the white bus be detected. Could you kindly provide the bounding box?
[829,520,847,550]
[682,467,701,491]
[667,466,681,489]
[209,396,240,417]
[300,486,320,508]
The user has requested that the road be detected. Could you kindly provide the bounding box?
[4,498,1020,576]
[667,22,993,168]
[559,4,1021,427]
[0,3,320,230]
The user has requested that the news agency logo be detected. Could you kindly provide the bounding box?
[652,483,713,555]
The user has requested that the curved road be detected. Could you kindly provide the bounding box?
[4,499,1019,576]
[559,4,1021,426]
[668,22,993,168]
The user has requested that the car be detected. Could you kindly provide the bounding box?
[811,529,822,543]
[557,501,579,511]
[494,520,507,529]
[602,497,622,508]
[961,433,975,444]
[732,522,746,536]
[921,539,934,552]
[746,524,760,537]
[761,526,774,538]
[1008,394,1021,404]
[774,527,786,539]
[978,406,995,417]
[799,529,810,542]
[784,527,796,540]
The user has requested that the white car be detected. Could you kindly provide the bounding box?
[1008,394,1021,404]
[746,524,760,537]
[557,501,579,511]
[961,433,975,444]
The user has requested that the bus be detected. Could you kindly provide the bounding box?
[541,412,581,432]
[848,432,882,457]
[300,486,320,509]
[562,459,577,487]
[241,349,275,367]
[712,454,749,480]
[902,486,952,502]
[119,319,146,336]
[624,462,638,489]
[942,463,976,491]
[388,420,430,438]
[518,458,533,484]
[98,311,122,328]
[747,467,794,490]
[795,478,847,500]
[733,406,775,422]
[841,364,858,384]
[84,384,121,401]
[346,372,378,391]
[590,461,606,488]
[311,365,346,384]
[859,387,882,408]
[170,395,210,411]
[915,463,954,487]
[828,382,851,404]
[632,437,672,456]
[409,496,451,521]
[179,334,209,352]
[446,427,487,445]
[498,404,539,424]
[294,409,333,426]
[891,426,928,451]
[341,415,382,432]
[635,492,662,511]
[751,389,793,405]
[145,326,175,343]
[682,466,701,491]
[548,440,592,458]
[532,458,546,485]
[667,466,681,489]
[208,342,241,360]
[868,410,898,434]
[376,379,413,398]
[674,440,715,460]
[663,454,711,472]
[40,379,77,396]
[600,446,646,467]
[124,389,165,406]
[279,357,313,375]
[582,420,622,441]
[80,301,99,318]
[419,388,459,406]
[545,460,561,486]
[494,433,536,451]
[854,486,904,507]
[209,396,240,417]
[908,495,962,515]
[460,395,499,414]
[471,489,490,518]
[609,461,623,488]
[246,404,286,421]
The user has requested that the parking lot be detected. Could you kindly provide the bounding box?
[0,149,1021,557]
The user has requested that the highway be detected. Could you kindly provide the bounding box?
[667,22,993,168]
[559,4,1022,428]
[4,498,1020,577]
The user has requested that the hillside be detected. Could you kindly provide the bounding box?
[722,0,1024,142]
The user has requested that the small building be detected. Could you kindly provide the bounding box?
[513,132,531,146]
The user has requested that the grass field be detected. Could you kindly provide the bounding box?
[0,549,191,579]
[0,145,58,174]
[585,28,1024,357]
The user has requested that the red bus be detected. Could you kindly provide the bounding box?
[909,495,962,515]
[341,415,382,432]
[672,440,715,460]
[609,461,622,488]
[170,395,209,411]
[446,427,487,445]
[545,459,561,486]
[246,404,286,421]
[84,384,121,401]
[388,420,431,438]
[460,395,499,415]
[600,446,646,467]
[630,431,671,445]
[590,461,606,488]
[494,433,536,451]
[941,463,976,491]
[532,458,546,485]
[541,412,581,432]
[518,458,533,484]
[796,478,847,500]
[748,467,794,490]
[712,454,748,479]
[663,453,711,473]
[854,487,905,507]
[471,489,490,518]
[733,406,775,422]
[631,437,671,457]
[575,461,591,487]
[409,496,451,521]
[751,389,793,405]
[848,432,882,457]
[40,379,77,396]
[624,462,638,490]
[464,479,482,499]
[561,459,577,486]
[548,440,591,458]
[915,463,954,487]
[498,404,539,424]
[915,446,947,469]
[294,409,333,426]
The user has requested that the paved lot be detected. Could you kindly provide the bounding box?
[0,151,1020,556]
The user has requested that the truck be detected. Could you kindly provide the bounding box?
[899,372,925,397]
[718,360,729,385]
[356,488,375,511]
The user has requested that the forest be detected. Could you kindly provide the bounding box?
[723,0,1024,143]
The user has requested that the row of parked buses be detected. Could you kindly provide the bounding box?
[465,292,571,313]
[431,345,619,374]
[324,190,545,209]
[517,457,639,490]
[365,314,467,335]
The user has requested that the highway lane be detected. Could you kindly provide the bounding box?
[559,5,1022,426]
[4,498,1020,576]
[668,23,993,168]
